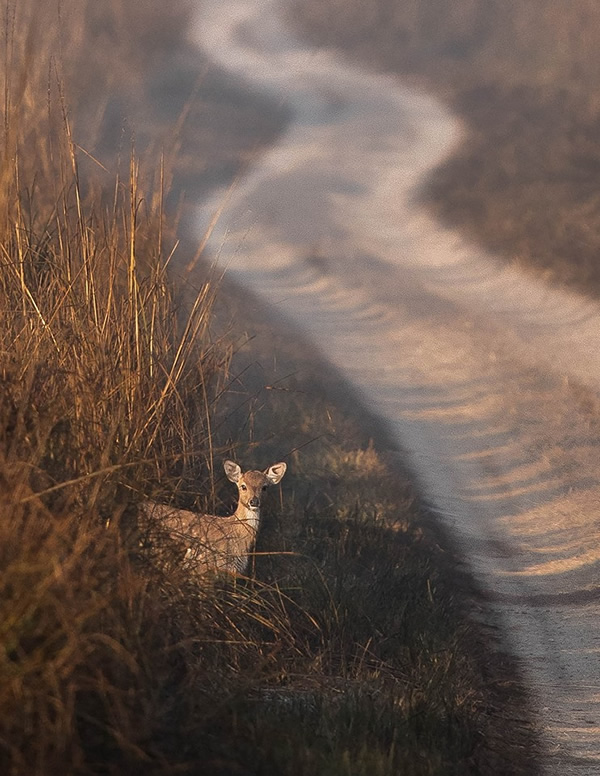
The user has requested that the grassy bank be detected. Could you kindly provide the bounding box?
[0,0,538,772]
[290,0,600,296]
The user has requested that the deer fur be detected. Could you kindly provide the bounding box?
[140,460,287,575]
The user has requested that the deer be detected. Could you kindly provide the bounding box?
[140,460,287,576]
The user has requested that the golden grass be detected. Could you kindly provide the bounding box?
[0,8,230,768]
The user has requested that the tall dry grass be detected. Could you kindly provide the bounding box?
[0,150,227,772]
[0,3,232,771]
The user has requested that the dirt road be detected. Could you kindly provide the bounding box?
[192,1,600,772]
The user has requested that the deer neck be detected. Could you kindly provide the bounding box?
[234,502,261,535]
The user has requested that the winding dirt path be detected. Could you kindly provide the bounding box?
[192,1,600,772]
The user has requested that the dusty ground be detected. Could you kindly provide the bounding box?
[190,1,600,773]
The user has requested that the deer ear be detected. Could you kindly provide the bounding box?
[224,460,242,483]
[265,462,287,485]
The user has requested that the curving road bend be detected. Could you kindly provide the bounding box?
[192,1,600,772]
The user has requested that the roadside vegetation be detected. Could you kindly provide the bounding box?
[1,0,538,773]
[290,0,600,296]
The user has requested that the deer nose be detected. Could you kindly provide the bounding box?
[249,496,260,508]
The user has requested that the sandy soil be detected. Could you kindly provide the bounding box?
[190,1,600,772]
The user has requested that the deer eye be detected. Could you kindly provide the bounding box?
[240,484,247,491]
